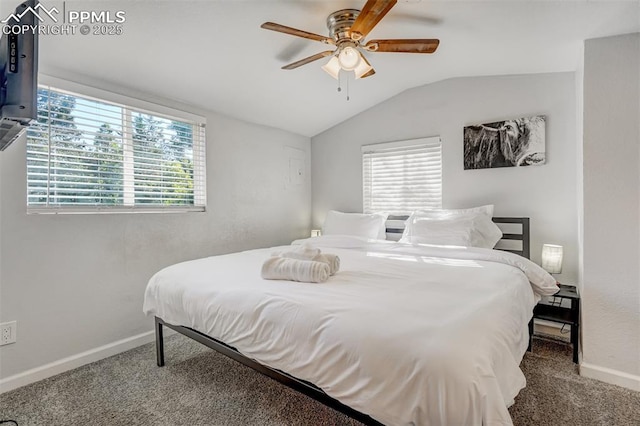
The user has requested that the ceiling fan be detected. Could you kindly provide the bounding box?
[261,0,439,79]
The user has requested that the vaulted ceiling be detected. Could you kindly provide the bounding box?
[18,0,640,136]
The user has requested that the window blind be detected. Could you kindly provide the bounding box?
[27,86,206,213]
[362,137,442,214]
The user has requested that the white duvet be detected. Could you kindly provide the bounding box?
[143,236,558,426]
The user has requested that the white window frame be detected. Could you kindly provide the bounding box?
[27,76,207,214]
[362,136,442,214]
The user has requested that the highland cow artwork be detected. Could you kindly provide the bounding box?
[463,116,546,169]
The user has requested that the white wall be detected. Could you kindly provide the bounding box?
[0,80,311,381]
[575,44,585,355]
[581,33,640,388]
[312,73,578,282]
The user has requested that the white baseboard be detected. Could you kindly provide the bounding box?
[580,362,640,392]
[0,329,170,394]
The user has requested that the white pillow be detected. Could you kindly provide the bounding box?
[470,214,503,248]
[322,210,388,240]
[322,211,388,240]
[401,208,502,248]
[400,215,476,246]
[412,204,494,218]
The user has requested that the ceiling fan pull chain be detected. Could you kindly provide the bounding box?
[346,73,350,101]
[337,70,342,93]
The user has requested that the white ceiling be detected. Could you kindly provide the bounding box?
[28,1,640,136]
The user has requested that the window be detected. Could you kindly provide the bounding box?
[362,137,442,214]
[27,84,206,213]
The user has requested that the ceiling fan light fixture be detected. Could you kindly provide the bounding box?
[354,55,373,79]
[338,46,361,71]
[322,56,341,80]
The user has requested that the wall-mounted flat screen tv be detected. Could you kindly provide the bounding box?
[0,0,38,151]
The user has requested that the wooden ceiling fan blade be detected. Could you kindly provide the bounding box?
[282,51,334,70]
[364,39,440,53]
[261,22,335,45]
[350,0,397,40]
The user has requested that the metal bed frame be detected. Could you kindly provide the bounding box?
[154,217,531,425]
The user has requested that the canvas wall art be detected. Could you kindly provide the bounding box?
[463,115,546,170]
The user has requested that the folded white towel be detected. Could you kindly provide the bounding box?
[310,253,340,276]
[271,243,321,260]
[261,257,330,283]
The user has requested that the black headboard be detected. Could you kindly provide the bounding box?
[385,215,531,259]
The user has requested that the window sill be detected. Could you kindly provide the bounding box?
[26,206,206,215]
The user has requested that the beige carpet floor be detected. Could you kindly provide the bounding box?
[509,337,640,426]
[1,334,639,425]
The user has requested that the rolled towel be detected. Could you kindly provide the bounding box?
[311,253,340,276]
[261,257,330,283]
[271,243,321,260]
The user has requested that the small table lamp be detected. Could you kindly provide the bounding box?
[542,244,563,275]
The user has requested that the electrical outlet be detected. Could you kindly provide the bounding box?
[0,321,17,345]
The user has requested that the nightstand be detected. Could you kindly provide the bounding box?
[528,284,580,363]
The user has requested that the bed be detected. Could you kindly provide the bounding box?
[143,216,558,425]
